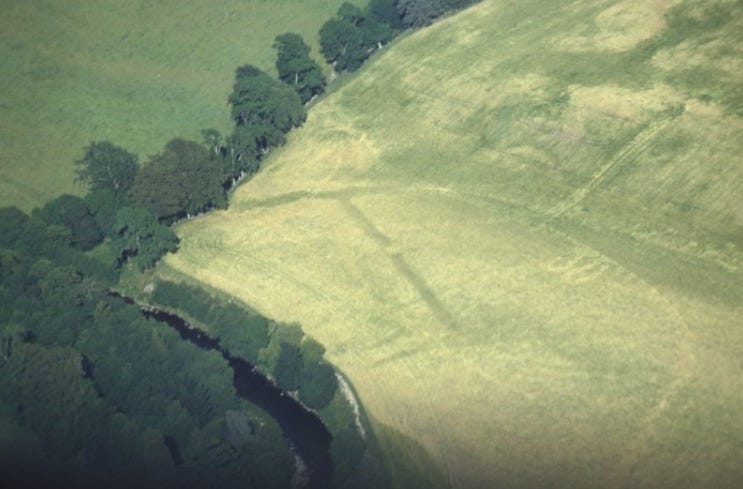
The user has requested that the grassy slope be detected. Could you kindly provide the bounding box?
[0,0,352,211]
[165,1,743,488]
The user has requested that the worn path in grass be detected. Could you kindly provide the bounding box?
[166,1,743,488]
[0,0,351,210]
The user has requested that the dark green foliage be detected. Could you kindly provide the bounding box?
[226,124,265,174]
[274,33,327,103]
[301,336,326,364]
[151,280,212,318]
[0,201,341,489]
[0,206,30,249]
[319,1,400,73]
[2,343,112,459]
[75,295,239,428]
[0,16,365,482]
[210,304,269,364]
[362,15,395,47]
[17,217,71,258]
[33,264,98,345]
[179,415,292,489]
[331,425,367,485]
[338,2,365,24]
[368,0,404,28]
[151,280,270,364]
[33,194,103,251]
[299,361,338,410]
[297,339,336,410]
[85,189,130,237]
[75,141,138,197]
[201,128,226,158]
[111,207,178,270]
[227,65,306,174]
[132,139,228,222]
[443,0,478,9]
[0,249,31,315]
[396,0,446,27]
[319,16,371,72]
[273,341,303,391]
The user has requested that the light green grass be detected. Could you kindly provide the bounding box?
[0,0,354,210]
[164,0,743,487]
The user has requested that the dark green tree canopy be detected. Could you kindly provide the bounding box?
[229,65,306,131]
[396,0,446,27]
[0,206,30,249]
[273,342,303,391]
[319,17,370,72]
[32,194,103,251]
[111,206,178,270]
[84,188,130,237]
[368,0,404,28]
[227,65,305,175]
[338,2,365,25]
[299,361,337,410]
[75,141,139,196]
[273,33,327,104]
[132,138,227,222]
[319,1,398,73]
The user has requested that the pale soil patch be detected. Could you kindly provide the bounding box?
[567,84,684,122]
[558,0,678,52]
[652,37,743,75]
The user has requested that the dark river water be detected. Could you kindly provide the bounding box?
[112,293,333,489]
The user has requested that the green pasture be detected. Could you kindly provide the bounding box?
[0,0,353,211]
[162,0,740,487]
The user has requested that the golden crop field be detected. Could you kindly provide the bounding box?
[164,1,743,487]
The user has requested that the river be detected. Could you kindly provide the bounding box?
[112,292,333,489]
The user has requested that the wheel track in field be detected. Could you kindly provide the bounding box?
[547,114,677,218]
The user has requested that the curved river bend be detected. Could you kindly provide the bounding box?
[113,293,333,489]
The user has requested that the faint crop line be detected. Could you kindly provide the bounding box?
[338,197,459,330]
[547,114,677,217]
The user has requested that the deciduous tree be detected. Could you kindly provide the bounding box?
[75,141,138,196]
[33,194,103,251]
[319,17,370,72]
[227,65,306,175]
[111,207,178,269]
[396,0,446,27]
[274,33,326,104]
[132,139,227,222]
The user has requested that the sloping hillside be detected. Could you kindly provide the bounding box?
[166,1,743,488]
[0,0,350,210]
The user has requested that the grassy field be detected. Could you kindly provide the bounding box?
[161,0,743,487]
[0,0,353,211]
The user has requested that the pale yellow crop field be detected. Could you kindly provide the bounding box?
[164,1,743,487]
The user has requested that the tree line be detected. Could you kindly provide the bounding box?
[0,43,329,487]
[0,1,483,486]
[319,0,480,73]
[35,0,481,274]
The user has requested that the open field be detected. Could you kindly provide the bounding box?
[164,0,743,487]
[0,0,351,211]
